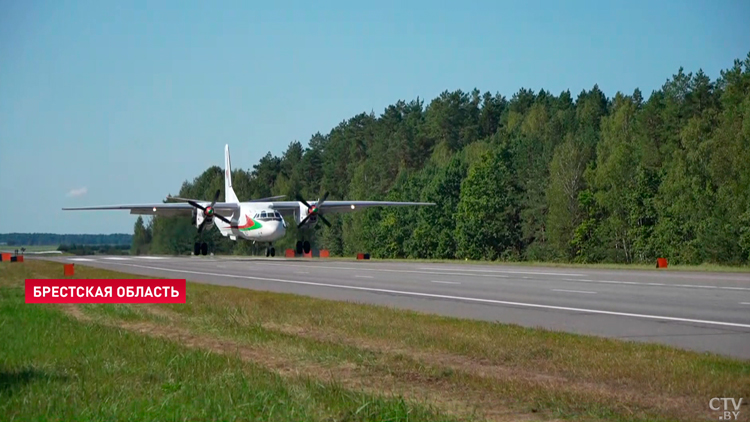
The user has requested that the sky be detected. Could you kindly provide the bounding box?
[1,0,749,234]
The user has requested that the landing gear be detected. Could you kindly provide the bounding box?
[265,245,275,257]
[194,242,209,256]
[295,240,311,255]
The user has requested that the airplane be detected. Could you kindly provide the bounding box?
[62,144,436,257]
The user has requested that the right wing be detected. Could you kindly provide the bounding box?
[268,200,436,217]
[62,202,239,217]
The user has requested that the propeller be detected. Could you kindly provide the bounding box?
[296,191,331,228]
[188,189,232,233]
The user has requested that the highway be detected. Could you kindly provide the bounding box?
[39,255,750,360]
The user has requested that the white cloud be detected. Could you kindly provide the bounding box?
[67,187,88,197]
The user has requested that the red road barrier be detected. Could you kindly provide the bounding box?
[656,258,668,268]
[64,263,75,276]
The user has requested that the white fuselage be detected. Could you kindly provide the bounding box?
[198,202,288,243]
[195,202,318,243]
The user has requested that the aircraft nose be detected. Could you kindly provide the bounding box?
[275,220,286,237]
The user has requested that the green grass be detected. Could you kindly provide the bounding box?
[0,263,459,422]
[2,260,749,421]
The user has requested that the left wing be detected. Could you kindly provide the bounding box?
[62,202,239,217]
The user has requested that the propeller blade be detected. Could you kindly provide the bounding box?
[296,194,312,208]
[188,200,206,211]
[214,213,232,224]
[297,214,312,229]
[211,189,221,206]
[318,213,332,227]
[319,191,329,206]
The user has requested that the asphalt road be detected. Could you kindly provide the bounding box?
[37,255,750,360]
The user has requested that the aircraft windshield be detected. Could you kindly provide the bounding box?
[254,211,283,222]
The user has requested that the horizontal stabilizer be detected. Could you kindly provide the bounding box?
[166,195,286,203]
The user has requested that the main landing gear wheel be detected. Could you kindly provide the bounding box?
[295,240,311,254]
[194,242,209,256]
[265,247,275,257]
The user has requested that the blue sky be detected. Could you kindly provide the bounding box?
[1,0,748,234]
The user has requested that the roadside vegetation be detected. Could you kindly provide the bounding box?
[3,259,748,421]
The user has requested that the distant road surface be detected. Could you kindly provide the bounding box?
[37,255,750,360]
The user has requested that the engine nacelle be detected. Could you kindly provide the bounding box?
[298,203,318,227]
[195,208,215,230]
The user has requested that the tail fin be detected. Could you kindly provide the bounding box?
[224,144,240,203]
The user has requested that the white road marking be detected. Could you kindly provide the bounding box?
[431,280,461,285]
[553,289,597,294]
[68,258,94,262]
[135,256,168,260]
[560,278,750,292]
[355,275,373,279]
[253,262,510,279]
[254,263,750,292]
[741,302,750,305]
[419,267,585,277]
[102,257,130,260]
[98,262,750,330]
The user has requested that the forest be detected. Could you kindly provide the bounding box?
[131,53,750,265]
[0,233,132,246]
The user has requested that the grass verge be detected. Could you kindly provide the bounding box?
[2,260,749,421]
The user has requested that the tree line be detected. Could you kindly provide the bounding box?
[132,53,750,265]
[0,233,132,246]
[57,244,131,256]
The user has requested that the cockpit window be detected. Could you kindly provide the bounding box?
[256,210,283,221]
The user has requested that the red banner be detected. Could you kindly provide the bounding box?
[25,279,186,304]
